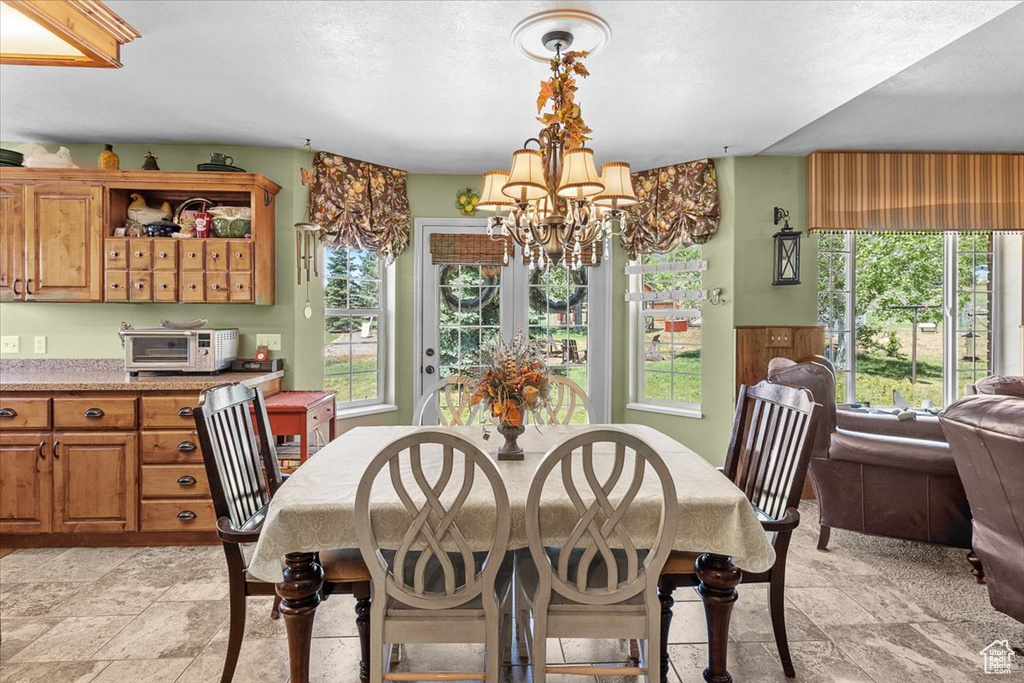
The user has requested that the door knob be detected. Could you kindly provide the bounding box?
[425,365,435,375]
[425,348,435,357]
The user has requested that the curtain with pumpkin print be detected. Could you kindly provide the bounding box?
[310,151,411,262]
[620,158,720,260]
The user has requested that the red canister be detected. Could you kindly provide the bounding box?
[194,211,213,238]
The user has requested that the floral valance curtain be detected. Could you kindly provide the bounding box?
[621,158,720,259]
[310,151,411,262]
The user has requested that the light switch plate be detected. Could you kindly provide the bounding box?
[255,334,282,351]
[34,336,47,354]
[0,336,19,353]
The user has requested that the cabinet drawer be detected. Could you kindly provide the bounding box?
[180,243,205,271]
[0,397,51,429]
[228,241,252,271]
[53,397,137,429]
[152,239,178,271]
[105,270,128,301]
[206,243,229,271]
[153,271,177,301]
[129,239,152,270]
[229,272,253,302]
[141,395,199,429]
[105,239,127,270]
[308,401,335,431]
[206,271,229,302]
[141,429,201,463]
[141,464,210,498]
[140,499,216,532]
[129,271,152,301]
[181,271,204,302]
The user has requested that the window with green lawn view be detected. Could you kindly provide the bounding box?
[632,244,703,410]
[324,248,385,407]
[818,231,996,408]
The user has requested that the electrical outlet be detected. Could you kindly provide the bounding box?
[0,336,19,353]
[34,336,47,354]
[255,334,282,351]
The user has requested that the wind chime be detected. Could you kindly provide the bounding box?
[296,139,321,319]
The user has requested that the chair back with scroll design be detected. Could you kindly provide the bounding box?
[194,383,283,536]
[535,375,595,425]
[723,380,821,523]
[413,375,482,426]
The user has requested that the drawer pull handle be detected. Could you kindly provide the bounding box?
[177,440,197,452]
[177,475,197,487]
[36,441,45,471]
[188,284,197,290]
[134,251,144,257]
[235,283,244,290]
[177,510,197,521]
[53,440,60,459]
[84,407,105,419]
[160,283,168,289]
[110,282,120,289]
[235,252,244,258]
[188,251,197,258]
[212,283,221,290]
[211,252,220,259]
[0,408,17,418]
[109,250,120,257]
[158,251,168,258]
[13,278,20,295]
[134,282,145,290]
[177,406,194,418]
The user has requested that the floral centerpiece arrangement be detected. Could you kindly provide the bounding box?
[470,331,550,459]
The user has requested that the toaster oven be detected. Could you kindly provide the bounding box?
[123,328,239,376]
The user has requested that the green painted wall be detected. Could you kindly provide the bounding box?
[0,142,813,463]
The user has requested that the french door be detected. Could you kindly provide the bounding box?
[414,219,611,422]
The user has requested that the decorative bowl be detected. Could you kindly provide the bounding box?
[212,217,251,238]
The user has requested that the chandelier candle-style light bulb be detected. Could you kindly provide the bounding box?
[557,148,604,199]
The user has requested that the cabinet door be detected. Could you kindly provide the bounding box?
[0,433,52,534]
[0,183,25,302]
[24,183,103,301]
[52,432,137,533]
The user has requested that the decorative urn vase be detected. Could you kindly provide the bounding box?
[496,422,526,461]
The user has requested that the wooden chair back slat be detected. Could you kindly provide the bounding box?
[355,429,510,611]
[536,375,595,425]
[526,428,678,606]
[414,375,481,426]
[194,383,283,530]
[724,381,820,522]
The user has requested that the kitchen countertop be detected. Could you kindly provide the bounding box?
[0,359,284,392]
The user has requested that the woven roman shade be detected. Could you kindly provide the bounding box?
[807,151,1024,232]
[429,233,511,265]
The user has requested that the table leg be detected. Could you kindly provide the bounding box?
[354,581,371,683]
[277,552,323,683]
[657,580,675,683]
[696,553,742,683]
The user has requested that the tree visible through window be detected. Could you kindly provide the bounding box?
[324,248,385,407]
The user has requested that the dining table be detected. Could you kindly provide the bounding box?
[246,423,777,683]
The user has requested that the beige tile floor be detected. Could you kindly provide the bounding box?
[1,514,1022,683]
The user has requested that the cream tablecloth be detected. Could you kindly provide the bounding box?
[246,424,776,582]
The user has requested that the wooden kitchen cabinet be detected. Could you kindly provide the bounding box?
[24,182,103,302]
[0,182,24,302]
[0,433,52,534]
[52,432,137,533]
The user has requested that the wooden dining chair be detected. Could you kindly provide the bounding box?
[193,383,372,683]
[657,381,821,681]
[413,374,481,426]
[518,428,678,682]
[354,428,513,683]
[534,375,595,425]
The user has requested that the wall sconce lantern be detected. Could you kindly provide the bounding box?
[772,206,801,285]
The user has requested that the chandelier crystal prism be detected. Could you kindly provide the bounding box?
[478,27,636,270]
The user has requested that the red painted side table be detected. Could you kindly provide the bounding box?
[257,391,337,463]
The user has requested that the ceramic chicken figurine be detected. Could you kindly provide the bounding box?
[127,193,171,225]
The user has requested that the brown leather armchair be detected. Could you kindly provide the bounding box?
[940,393,1024,623]
[767,357,973,552]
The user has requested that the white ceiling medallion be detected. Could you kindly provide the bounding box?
[510,8,611,63]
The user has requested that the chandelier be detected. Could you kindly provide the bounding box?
[477,28,637,270]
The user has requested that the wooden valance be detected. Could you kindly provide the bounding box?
[310,151,411,262]
[807,151,1024,232]
[430,233,510,265]
[621,158,720,259]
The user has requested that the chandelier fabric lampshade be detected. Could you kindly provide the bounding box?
[594,162,637,209]
[478,170,514,212]
[502,149,548,202]
[557,148,604,199]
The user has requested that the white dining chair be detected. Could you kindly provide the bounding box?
[354,429,513,683]
[413,375,482,426]
[517,428,678,682]
[535,375,595,424]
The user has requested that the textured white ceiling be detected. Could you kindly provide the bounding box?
[1,1,1021,172]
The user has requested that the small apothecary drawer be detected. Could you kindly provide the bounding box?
[141,465,210,498]
[141,395,200,429]
[53,396,137,429]
[0,396,51,429]
[141,429,201,464]
[140,499,216,532]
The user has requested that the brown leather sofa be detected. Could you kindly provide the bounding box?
[767,357,973,552]
[940,390,1024,623]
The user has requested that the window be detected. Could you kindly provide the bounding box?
[630,244,703,412]
[324,248,385,407]
[817,232,996,407]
